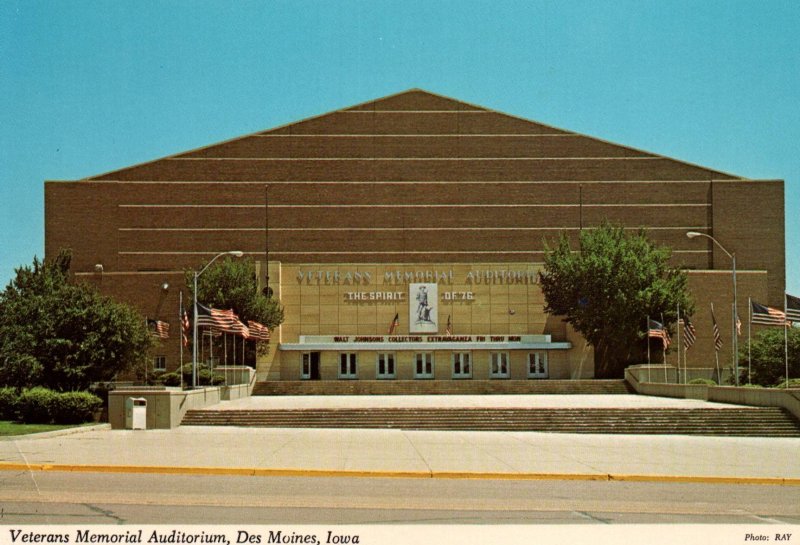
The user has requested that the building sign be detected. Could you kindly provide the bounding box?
[343,290,475,302]
[296,268,539,285]
[281,334,572,351]
[409,283,438,333]
[331,335,526,343]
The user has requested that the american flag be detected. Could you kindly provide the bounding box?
[388,313,399,335]
[196,304,250,338]
[711,305,723,351]
[679,316,697,350]
[147,319,170,339]
[445,315,452,336]
[786,293,800,322]
[181,309,190,347]
[247,320,270,342]
[751,301,786,326]
[647,318,669,348]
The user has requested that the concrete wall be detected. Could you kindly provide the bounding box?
[108,368,255,429]
[626,366,800,421]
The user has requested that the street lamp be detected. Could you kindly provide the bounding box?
[686,231,738,385]
[192,251,244,388]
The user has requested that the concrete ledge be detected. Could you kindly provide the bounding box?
[626,366,800,421]
[108,368,256,429]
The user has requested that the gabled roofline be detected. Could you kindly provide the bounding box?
[82,88,746,181]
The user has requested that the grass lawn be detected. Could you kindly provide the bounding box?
[0,420,91,436]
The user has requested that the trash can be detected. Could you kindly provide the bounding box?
[125,397,147,430]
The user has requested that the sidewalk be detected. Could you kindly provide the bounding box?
[0,395,798,484]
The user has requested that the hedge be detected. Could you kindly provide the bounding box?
[0,387,18,420]
[17,387,58,424]
[15,387,102,424]
[51,391,102,424]
[687,378,717,386]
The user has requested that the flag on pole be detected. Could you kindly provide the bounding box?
[388,313,399,335]
[181,308,190,347]
[786,293,800,322]
[680,316,697,350]
[445,315,452,336]
[711,305,723,352]
[147,319,170,339]
[196,304,250,337]
[751,301,786,326]
[736,314,742,336]
[647,318,669,348]
[247,321,270,342]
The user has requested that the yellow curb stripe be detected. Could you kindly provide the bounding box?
[0,461,798,486]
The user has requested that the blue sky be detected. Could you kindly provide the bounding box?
[2,1,799,292]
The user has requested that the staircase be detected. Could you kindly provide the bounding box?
[252,380,634,396]
[181,406,800,437]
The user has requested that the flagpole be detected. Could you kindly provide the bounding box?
[179,292,184,390]
[144,317,148,385]
[677,304,681,384]
[785,293,789,389]
[661,312,667,383]
[712,303,720,384]
[646,315,651,382]
[748,296,752,385]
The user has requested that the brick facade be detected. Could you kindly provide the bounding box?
[47,89,784,380]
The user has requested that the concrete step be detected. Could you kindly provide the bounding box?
[252,380,634,396]
[181,407,800,437]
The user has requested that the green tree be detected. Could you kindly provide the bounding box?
[740,327,800,386]
[186,257,284,356]
[0,250,155,391]
[539,224,694,378]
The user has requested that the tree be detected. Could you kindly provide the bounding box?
[740,327,800,386]
[0,250,155,391]
[539,224,694,378]
[185,257,284,357]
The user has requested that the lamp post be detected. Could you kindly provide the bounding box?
[192,251,244,388]
[686,232,738,385]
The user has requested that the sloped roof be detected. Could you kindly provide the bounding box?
[88,89,740,182]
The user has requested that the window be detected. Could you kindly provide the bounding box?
[452,352,471,379]
[153,355,166,371]
[376,353,396,379]
[528,352,548,379]
[414,353,434,379]
[490,352,509,378]
[339,353,357,379]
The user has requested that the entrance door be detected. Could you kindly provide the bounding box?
[414,353,434,379]
[490,352,510,378]
[301,352,321,380]
[528,352,548,379]
[376,353,396,379]
[452,352,471,379]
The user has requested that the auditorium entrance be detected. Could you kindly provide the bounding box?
[301,352,321,380]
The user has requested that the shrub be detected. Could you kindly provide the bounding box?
[0,387,19,420]
[51,391,102,424]
[776,378,800,388]
[161,372,181,387]
[741,383,764,389]
[198,369,226,386]
[17,387,58,424]
[89,382,111,408]
[688,378,717,386]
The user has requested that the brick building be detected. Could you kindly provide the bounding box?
[44,89,784,382]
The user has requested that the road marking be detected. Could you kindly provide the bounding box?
[0,461,798,486]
